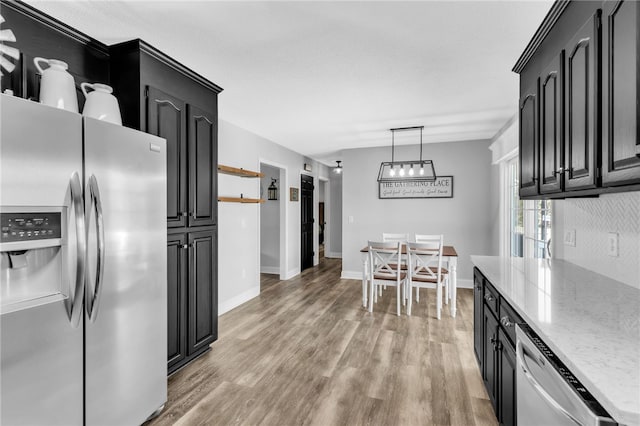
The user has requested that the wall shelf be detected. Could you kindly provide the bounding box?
[218,165,264,178]
[218,196,264,204]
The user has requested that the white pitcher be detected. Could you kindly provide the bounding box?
[81,82,122,125]
[34,57,78,112]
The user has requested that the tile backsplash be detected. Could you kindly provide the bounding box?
[557,192,640,289]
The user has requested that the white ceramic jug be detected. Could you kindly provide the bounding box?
[81,82,122,125]
[34,57,78,112]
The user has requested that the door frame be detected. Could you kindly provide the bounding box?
[258,159,288,280]
[316,177,330,265]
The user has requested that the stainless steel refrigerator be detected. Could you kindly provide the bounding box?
[0,94,167,425]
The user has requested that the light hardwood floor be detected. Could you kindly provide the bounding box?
[149,258,497,426]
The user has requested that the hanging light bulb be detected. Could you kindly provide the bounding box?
[409,165,414,176]
[399,164,405,176]
[389,165,395,177]
[419,162,425,176]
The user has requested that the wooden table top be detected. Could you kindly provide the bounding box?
[360,245,458,257]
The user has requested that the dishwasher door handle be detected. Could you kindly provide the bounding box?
[516,340,582,426]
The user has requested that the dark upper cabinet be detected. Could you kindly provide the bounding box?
[473,268,484,371]
[147,87,188,228]
[519,84,539,197]
[188,105,217,228]
[564,11,600,191]
[188,229,217,355]
[539,53,564,194]
[515,1,640,198]
[601,0,640,186]
[167,233,188,370]
[110,39,222,229]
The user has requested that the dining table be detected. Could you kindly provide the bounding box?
[360,245,459,317]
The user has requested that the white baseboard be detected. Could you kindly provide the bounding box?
[260,266,279,275]
[341,270,362,280]
[340,271,473,288]
[457,278,473,289]
[285,268,300,280]
[325,251,342,258]
[218,286,260,315]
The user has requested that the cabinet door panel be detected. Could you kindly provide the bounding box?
[167,234,188,369]
[483,308,499,415]
[473,270,484,371]
[602,0,640,186]
[499,329,517,426]
[188,229,217,355]
[519,85,539,197]
[188,105,217,227]
[565,12,600,191]
[147,86,187,227]
[540,53,564,194]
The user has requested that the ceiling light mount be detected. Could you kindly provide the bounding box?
[333,160,343,174]
[377,126,436,183]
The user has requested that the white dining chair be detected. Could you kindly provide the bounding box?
[367,240,407,316]
[415,233,450,306]
[406,239,446,319]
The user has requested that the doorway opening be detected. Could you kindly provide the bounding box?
[300,174,314,271]
[259,161,286,285]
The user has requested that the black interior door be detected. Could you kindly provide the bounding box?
[301,174,314,271]
[167,233,188,370]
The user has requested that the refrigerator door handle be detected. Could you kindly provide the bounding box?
[69,172,86,328]
[86,174,105,322]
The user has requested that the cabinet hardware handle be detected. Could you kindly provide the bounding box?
[193,115,213,125]
[475,285,482,290]
[179,212,188,217]
[484,294,494,302]
[155,99,180,111]
[181,244,189,249]
[501,316,514,328]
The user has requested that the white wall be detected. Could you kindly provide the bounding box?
[341,140,494,286]
[553,192,640,289]
[327,171,343,257]
[260,164,280,274]
[218,120,330,314]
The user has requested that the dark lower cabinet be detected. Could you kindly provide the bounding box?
[168,229,217,374]
[474,267,519,426]
[483,307,500,413]
[498,329,517,426]
[167,234,188,370]
[188,230,217,356]
[473,269,484,370]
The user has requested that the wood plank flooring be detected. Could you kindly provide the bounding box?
[148,258,497,426]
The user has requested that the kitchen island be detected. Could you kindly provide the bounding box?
[471,255,640,426]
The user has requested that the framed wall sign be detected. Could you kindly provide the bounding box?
[378,176,454,199]
[290,187,299,201]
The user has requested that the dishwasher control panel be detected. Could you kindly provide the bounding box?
[519,324,613,419]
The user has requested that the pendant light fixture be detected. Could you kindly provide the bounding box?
[333,160,343,174]
[377,126,436,183]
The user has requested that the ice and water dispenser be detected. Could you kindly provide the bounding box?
[0,207,69,314]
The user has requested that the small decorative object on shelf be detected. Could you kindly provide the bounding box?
[267,178,278,200]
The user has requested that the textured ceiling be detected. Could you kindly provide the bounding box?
[24,0,552,163]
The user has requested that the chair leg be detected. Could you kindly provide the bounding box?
[396,285,401,316]
[436,281,442,320]
[407,281,412,316]
[416,287,420,303]
[444,275,449,305]
[369,280,375,312]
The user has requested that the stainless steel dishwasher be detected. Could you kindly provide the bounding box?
[516,324,617,426]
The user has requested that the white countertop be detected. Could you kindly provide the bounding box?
[470,256,640,426]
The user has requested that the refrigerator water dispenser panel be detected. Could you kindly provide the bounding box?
[1,211,62,244]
